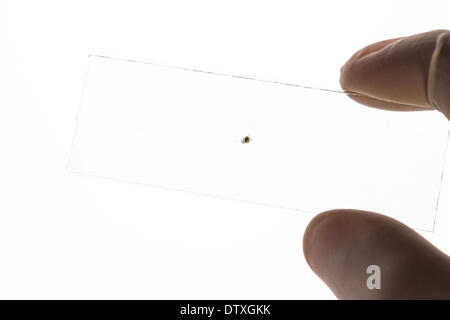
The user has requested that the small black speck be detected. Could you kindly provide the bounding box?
[241,136,251,144]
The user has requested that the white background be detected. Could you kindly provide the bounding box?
[1,0,450,299]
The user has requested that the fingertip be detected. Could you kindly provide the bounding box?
[303,209,361,276]
[339,30,450,111]
[303,209,335,266]
[302,209,450,299]
[339,37,400,94]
